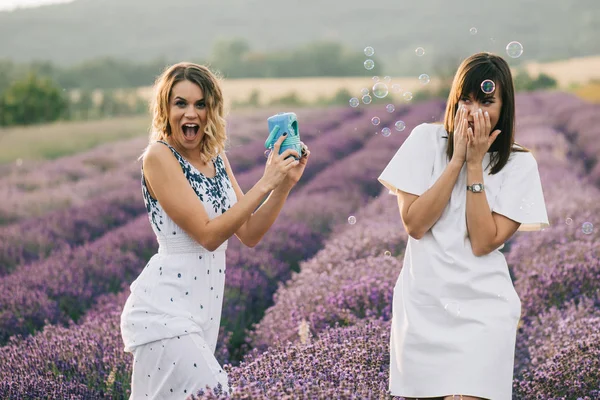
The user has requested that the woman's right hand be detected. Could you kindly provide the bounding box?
[452,104,469,165]
[260,133,300,191]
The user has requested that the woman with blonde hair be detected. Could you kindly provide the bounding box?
[378,52,549,399]
[120,62,310,398]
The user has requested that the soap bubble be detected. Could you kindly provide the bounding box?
[506,41,524,58]
[384,76,392,83]
[394,120,406,131]
[384,250,391,257]
[364,59,375,70]
[419,73,430,85]
[470,27,478,35]
[444,302,461,317]
[364,46,375,57]
[582,222,594,235]
[481,79,496,94]
[372,76,380,82]
[361,88,370,96]
[565,217,573,225]
[349,97,360,108]
[264,149,271,158]
[391,84,402,93]
[348,216,357,225]
[372,82,389,98]
[403,92,413,101]
[415,47,425,56]
[381,127,392,137]
[15,158,23,167]
[386,104,395,113]
[362,94,372,104]
[371,117,381,126]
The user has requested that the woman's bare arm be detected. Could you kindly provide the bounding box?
[143,142,272,251]
[396,159,464,239]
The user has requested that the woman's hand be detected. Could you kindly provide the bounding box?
[466,108,502,166]
[281,141,310,189]
[260,133,301,192]
[451,105,469,165]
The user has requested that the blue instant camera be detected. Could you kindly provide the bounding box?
[265,112,302,160]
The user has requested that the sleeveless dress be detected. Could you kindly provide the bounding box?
[378,123,549,400]
[120,140,237,399]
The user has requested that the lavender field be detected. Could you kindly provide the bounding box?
[1,92,599,399]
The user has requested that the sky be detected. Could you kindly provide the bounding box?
[0,0,74,11]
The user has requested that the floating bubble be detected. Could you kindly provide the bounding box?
[565,217,573,225]
[371,116,381,126]
[506,41,524,58]
[582,222,594,235]
[348,216,357,225]
[403,92,413,101]
[419,73,430,85]
[349,97,360,108]
[415,47,425,56]
[372,76,380,82]
[264,149,271,158]
[364,59,375,70]
[481,79,496,94]
[381,127,392,137]
[386,104,395,113]
[15,158,23,167]
[519,198,534,215]
[384,76,392,83]
[384,250,391,257]
[361,88,370,96]
[394,120,406,131]
[362,94,372,104]
[372,82,389,98]
[470,27,478,35]
[364,46,375,57]
[391,84,402,93]
[444,302,461,317]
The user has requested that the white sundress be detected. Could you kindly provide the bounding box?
[120,140,237,399]
[378,123,549,400]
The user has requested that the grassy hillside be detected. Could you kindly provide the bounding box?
[0,0,598,75]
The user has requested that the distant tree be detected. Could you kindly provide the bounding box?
[74,89,94,119]
[0,72,68,126]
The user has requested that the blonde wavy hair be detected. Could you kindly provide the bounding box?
[140,62,227,163]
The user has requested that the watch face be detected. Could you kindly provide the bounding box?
[473,184,482,192]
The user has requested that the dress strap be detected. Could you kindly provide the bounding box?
[156,140,187,167]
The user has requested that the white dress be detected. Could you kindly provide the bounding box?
[378,123,549,400]
[120,140,237,399]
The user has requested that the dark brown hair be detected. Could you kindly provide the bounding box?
[443,52,529,174]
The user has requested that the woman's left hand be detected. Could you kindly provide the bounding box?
[466,108,502,165]
[281,142,310,188]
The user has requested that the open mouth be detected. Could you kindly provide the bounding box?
[182,123,199,140]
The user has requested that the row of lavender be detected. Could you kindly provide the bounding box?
[0,107,334,224]
[0,101,426,397]
[188,93,599,399]
[0,107,358,274]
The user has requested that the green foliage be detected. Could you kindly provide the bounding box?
[211,39,383,79]
[514,69,558,91]
[0,72,68,126]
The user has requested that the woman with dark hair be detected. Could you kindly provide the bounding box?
[120,62,310,398]
[378,52,549,400]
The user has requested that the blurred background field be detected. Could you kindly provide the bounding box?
[0,0,599,398]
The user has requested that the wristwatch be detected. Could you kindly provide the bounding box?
[467,183,485,193]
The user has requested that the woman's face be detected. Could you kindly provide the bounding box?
[168,79,208,149]
[458,84,503,134]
